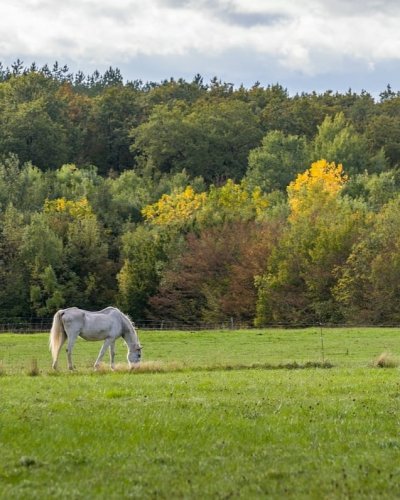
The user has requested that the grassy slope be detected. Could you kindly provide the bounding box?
[0,328,400,499]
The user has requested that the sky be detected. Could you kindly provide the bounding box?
[1,0,400,96]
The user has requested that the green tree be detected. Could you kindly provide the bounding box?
[107,169,153,223]
[312,113,374,175]
[365,114,400,168]
[0,154,51,212]
[0,73,69,168]
[131,99,262,182]
[344,170,400,211]
[255,161,365,325]
[29,196,116,311]
[347,90,375,133]
[20,211,64,316]
[22,212,64,272]
[83,86,142,174]
[245,130,310,192]
[118,226,169,318]
[30,265,65,316]
[334,195,400,324]
[0,204,29,318]
[53,164,102,200]
[143,76,207,109]
[131,101,190,174]
[56,82,92,163]
[63,216,112,308]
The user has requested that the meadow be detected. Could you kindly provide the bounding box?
[0,327,400,499]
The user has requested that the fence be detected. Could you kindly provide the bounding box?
[0,318,399,374]
[0,317,255,333]
[1,317,400,333]
[0,319,53,334]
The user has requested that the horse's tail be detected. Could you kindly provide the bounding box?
[49,310,67,363]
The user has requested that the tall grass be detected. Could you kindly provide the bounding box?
[373,351,400,368]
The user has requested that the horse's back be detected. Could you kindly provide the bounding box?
[98,306,120,315]
[60,307,85,330]
[58,306,127,340]
[82,307,124,340]
[62,306,119,323]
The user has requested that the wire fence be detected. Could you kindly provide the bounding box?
[1,317,400,333]
[0,318,399,374]
[0,318,240,333]
[0,319,53,334]
[0,317,292,333]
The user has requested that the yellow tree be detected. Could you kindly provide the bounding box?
[44,197,95,240]
[287,159,348,219]
[141,180,269,228]
[198,180,269,225]
[44,196,94,219]
[134,180,270,320]
[141,186,207,227]
[41,196,111,310]
[255,160,364,325]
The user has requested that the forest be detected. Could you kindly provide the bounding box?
[1,60,400,325]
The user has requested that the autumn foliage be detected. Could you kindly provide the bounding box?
[141,186,207,226]
[2,67,400,324]
[287,159,348,219]
[148,221,281,323]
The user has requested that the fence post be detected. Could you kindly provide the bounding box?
[319,322,325,363]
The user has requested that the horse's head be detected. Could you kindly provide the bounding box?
[128,344,142,365]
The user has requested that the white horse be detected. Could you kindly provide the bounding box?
[49,306,142,370]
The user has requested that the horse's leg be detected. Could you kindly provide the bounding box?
[66,332,79,370]
[94,338,113,370]
[52,334,67,370]
[109,341,116,370]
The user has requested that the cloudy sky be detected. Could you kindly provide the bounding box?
[1,0,400,95]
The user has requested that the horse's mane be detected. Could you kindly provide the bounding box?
[120,310,135,327]
[100,306,135,325]
[118,310,139,339]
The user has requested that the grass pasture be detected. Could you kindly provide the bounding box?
[0,327,400,499]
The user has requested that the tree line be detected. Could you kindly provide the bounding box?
[1,61,400,324]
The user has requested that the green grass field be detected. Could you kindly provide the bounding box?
[1,328,400,499]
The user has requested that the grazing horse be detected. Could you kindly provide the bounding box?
[49,306,142,370]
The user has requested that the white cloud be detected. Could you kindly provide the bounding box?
[0,0,400,79]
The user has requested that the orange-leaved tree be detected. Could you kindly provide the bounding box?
[132,180,271,321]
